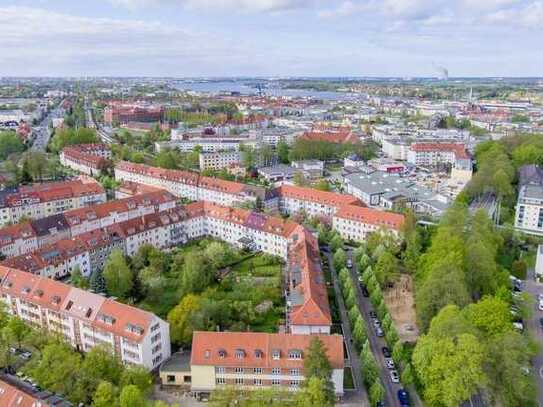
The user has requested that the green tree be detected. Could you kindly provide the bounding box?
[315,179,331,192]
[80,345,123,392]
[374,251,399,287]
[369,380,385,406]
[464,296,511,338]
[168,294,202,345]
[303,337,335,402]
[0,131,25,159]
[204,241,230,269]
[5,317,30,349]
[120,366,153,395]
[329,235,343,252]
[296,376,334,407]
[119,385,146,407]
[103,250,134,298]
[71,265,89,289]
[333,248,347,270]
[277,140,290,164]
[180,251,215,294]
[92,381,118,407]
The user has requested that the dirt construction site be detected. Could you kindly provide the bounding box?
[384,274,419,343]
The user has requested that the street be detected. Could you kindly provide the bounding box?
[524,267,543,407]
[30,103,63,152]
[324,247,370,406]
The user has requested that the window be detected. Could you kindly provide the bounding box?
[290,380,300,388]
[253,378,262,386]
[235,349,245,359]
[288,349,302,359]
[167,375,176,383]
[216,367,225,374]
[272,349,280,360]
[272,367,281,375]
[272,378,281,386]
[216,378,226,385]
[290,369,300,376]
[253,368,262,374]
[234,367,244,374]
[235,378,244,385]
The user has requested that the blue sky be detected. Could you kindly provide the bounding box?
[0,0,542,77]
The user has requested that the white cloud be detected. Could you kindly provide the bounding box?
[485,1,543,28]
[109,0,319,12]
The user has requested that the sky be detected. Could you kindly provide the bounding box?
[0,0,542,77]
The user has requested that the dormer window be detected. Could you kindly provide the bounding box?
[254,349,263,359]
[272,349,280,360]
[204,350,211,359]
[288,349,302,359]
[21,286,31,295]
[34,289,44,298]
[51,295,61,305]
[235,349,245,359]
[218,349,226,359]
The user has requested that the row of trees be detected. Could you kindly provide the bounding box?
[287,138,379,162]
[0,131,25,160]
[49,127,99,153]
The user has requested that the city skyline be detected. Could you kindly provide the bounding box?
[1,0,542,78]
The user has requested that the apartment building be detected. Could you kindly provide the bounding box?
[0,266,171,370]
[115,161,266,207]
[0,375,65,406]
[515,165,543,236]
[60,144,112,176]
[199,150,241,171]
[332,205,405,242]
[0,191,177,259]
[104,102,164,125]
[190,331,344,396]
[0,177,106,226]
[407,143,470,168]
[272,184,361,218]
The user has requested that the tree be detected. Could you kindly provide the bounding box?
[329,235,343,252]
[168,294,202,345]
[119,385,146,407]
[374,251,399,287]
[413,333,487,407]
[92,381,118,407]
[315,179,331,192]
[416,263,471,332]
[81,345,123,391]
[119,366,153,395]
[71,265,89,289]
[240,145,256,169]
[5,317,29,349]
[464,296,511,338]
[303,337,335,402]
[204,241,230,269]
[180,252,215,295]
[89,270,106,293]
[103,250,134,298]
[28,342,82,399]
[293,171,309,187]
[277,140,290,164]
[296,376,334,407]
[352,316,367,349]
[0,131,25,160]
[333,248,347,270]
[369,380,385,406]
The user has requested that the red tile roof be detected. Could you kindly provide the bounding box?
[0,378,48,407]
[191,331,343,369]
[410,143,469,160]
[334,205,405,230]
[275,184,362,209]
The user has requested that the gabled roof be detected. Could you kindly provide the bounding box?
[334,205,405,230]
[191,331,343,370]
[275,184,361,209]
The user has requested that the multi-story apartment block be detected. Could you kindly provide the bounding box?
[0,191,176,259]
[332,205,404,242]
[104,102,164,125]
[0,266,171,370]
[60,144,112,176]
[199,150,241,171]
[515,165,543,236]
[190,331,344,396]
[115,161,266,207]
[407,143,470,168]
[0,176,106,226]
[272,184,361,218]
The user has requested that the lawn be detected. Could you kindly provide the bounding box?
[229,254,283,279]
[343,367,355,390]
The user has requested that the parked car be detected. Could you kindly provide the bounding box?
[538,293,543,302]
[376,327,384,337]
[382,347,392,358]
[361,285,369,297]
[539,317,543,328]
[20,351,32,360]
[347,259,353,268]
[397,389,410,406]
[369,311,377,319]
[373,319,381,328]
[539,300,543,311]
[390,370,400,383]
[385,358,395,369]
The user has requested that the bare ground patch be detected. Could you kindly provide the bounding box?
[384,274,419,343]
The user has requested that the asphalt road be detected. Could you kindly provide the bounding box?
[344,249,402,407]
[30,107,62,152]
[525,267,543,407]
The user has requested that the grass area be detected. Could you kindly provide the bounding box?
[230,254,283,279]
[343,367,355,390]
